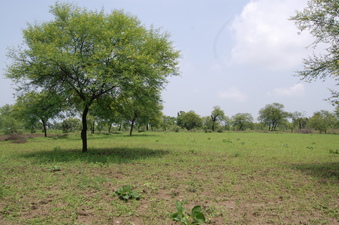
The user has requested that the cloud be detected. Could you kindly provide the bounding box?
[269,83,305,97]
[219,87,247,102]
[229,0,313,71]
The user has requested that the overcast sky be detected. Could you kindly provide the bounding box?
[0,0,336,120]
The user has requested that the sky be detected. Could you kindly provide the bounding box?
[0,0,337,120]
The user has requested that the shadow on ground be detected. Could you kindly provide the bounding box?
[292,162,339,183]
[20,147,169,164]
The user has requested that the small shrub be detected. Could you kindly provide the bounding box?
[170,201,206,225]
[115,185,141,201]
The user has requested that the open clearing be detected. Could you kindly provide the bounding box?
[0,132,338,224]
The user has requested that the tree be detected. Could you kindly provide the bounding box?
[308,110,336,133]
[290,0,339,103]
[258,103,289,131]
[61,117,81,134]
[146,109,163,131]
[210,106,226,132]
[177,111,202,131]
[232,113,254,131]
[6,3,180,152]
[161,115,176,131]
[335,105,339,119]
[0,104,22,134]
[88,98,121,133]
[116,91,163,136]
[291,111,308,132]
[13,91,64,137]
[202,116,214,132]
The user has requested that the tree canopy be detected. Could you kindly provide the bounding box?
[290,0,339,103]
[6,2,180,152]
[177,111,202,131]
[308,110,336,133]
[210,106,226,132]
[0,104,21,134]
[13,91,64,137]
[258,103,289,131]
[232,113,254,131]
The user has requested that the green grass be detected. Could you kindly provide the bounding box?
[0,132,338,224]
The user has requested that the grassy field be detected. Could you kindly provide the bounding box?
[0,131,338,224]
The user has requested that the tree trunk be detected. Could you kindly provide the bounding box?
[108,123,112,133]
[91,121,95,134]
[130,119,135,136]
[81,106,89,153]
[41,119,47,137]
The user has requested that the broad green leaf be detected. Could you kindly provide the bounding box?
[191,205,202,214]
[169,212,184,221]
[192,212,206,224]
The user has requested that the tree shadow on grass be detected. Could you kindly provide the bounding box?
[292,162,339,183]
[20,147,169,164]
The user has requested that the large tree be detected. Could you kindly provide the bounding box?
[115,90,163,136]
[290,0,339,103]
[177,111,202,131]
[308,110,336,133]
[291,111,308,132]
[6,3,180,152]
[232,113,254,131]
[258,103,289,131]
[210,106,226,132]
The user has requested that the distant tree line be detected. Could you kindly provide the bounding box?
[1,102,338,136]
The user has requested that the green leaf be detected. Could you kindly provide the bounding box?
[191,205,202,214]
[175,201,184,213]
[170,212,184,221]
[191,205,205,224]
[122,185,131,191]
[122,195,130,200]
[192,212,206,224]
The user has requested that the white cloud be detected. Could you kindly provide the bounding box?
[269,83,305,97]
[229,0,313,71]
[219,87,247,102]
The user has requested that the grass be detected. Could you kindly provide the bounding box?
[0,131,338,224]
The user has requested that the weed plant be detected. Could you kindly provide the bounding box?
[0,132,338,224]
[170,201,206,224]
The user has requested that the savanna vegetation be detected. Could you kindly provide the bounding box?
[1,0,339,224]
[0,132,338,224]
